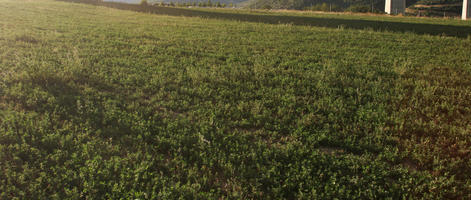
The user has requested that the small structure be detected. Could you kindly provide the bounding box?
[385,0,405,14]
[463,0,470,19]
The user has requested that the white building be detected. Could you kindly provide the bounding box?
[463,0,470,20]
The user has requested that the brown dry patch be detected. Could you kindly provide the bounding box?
[0,70,15,82]
[0,96,7,110]
[269,135,299,148]
[14,35,40,44]
[401,158,419,172]
[318,146,346,156]
[219,177,243,198]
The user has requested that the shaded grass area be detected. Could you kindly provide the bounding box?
[1,0,471,199]
[65,0,471,38]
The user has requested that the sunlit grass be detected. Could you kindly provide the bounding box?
[0,0,470,198]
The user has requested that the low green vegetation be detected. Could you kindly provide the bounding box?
[1,0,470,199]
[407,0,463,17]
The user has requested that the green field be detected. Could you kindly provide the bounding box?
[1,0,470,199]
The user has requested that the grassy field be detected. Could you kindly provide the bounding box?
[1,0,470,199]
